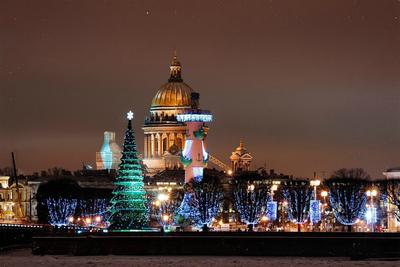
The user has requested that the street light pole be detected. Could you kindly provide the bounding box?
[321,190,328,231]
[366,189,378,232]
[310,179,321,232]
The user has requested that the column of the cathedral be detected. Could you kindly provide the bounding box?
[157,134,162,157]
[150,134,155,158]
[144,134,147,158]
[169,132,174,148]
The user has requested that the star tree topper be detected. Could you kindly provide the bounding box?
[127,110,134,120]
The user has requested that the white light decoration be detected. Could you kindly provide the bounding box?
[309,200,321,223]
[192,167,204,180]
[365,207,377,224]
[157,193,169,202]
[127,110,134,120]
[177,114,213,122]
[266,201,278,221]
[310,180,321,187]
[182,140,193,158]
[201,141,209,161]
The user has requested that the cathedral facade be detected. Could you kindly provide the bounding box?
[142,54,197,174]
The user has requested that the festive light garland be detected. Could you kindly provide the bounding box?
[186,178,224,228]
[328,183,367,226]
[177,114,213,122]
[266,201,277,221]
[153,197,181,228]
[233,183,269,227]
[78,199,108,218]
[46,198,78,226]
[365,207,377,224]
[309,200,321,224]
[283,185,312,225]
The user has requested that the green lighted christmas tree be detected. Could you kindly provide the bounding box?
[109,110,148,230]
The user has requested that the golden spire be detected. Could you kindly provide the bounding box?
[169,50,183,82]
[240,138,244,148]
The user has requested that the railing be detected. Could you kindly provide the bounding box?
[209,154,230,172]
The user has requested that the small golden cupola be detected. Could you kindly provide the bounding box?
[230,139,253,174]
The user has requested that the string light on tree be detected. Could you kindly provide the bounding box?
[108,109,149,230]
[46,198,78,226]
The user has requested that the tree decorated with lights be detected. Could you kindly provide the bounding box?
[384,179,400,222]
[46,198,78,226]
[109,111,148,230]
[325,168,368,232]
[282,179,313,232]
[152,189,183,230]
[187,172,224,231]
[232,174,270,231]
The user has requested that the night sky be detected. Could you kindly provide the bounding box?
[1,0,399,178]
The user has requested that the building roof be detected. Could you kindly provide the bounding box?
[385,167,400,172]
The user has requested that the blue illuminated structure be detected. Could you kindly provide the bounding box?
[266,201,277,221]
[309,200,321,224]
[365,207,377,224]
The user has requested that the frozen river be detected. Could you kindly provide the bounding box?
[1,248,400,267]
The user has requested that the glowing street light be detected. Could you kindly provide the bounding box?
[310,179,322,228]
[162,214,169,222]
[157,193,169,202]
[247,184,255,192]
[95,216,101,223]
[366,189,378,232]
[366,189,377,197]
[310,180,321,199]
[68,216,74,223]
[320,190,328,231]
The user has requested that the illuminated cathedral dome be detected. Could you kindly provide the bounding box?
[143,53,199,175]
[151,83,193,108]
[151,54,193,109]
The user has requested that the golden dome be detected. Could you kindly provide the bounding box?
[151,53,194,108]
[151,82,193,108]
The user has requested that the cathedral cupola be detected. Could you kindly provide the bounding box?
[168,52,183,82]
[230,139,253,174]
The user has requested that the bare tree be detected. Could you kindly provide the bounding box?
[232,175,270,231]
[187,173,224,231]
[384,179,400,222]
[325,168,369,232]
[282,179,312,232]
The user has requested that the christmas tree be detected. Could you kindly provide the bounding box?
[109,111,148,230]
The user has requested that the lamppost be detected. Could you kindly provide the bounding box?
[366,189,378,232]
[320,190,328,231]
[261,215,268,231]
[156,193,170,231]
[268,181,280,231]
[310,180,321,231]
[310,180,321,200]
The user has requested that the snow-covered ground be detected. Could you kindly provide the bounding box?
[1,248,399,267]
